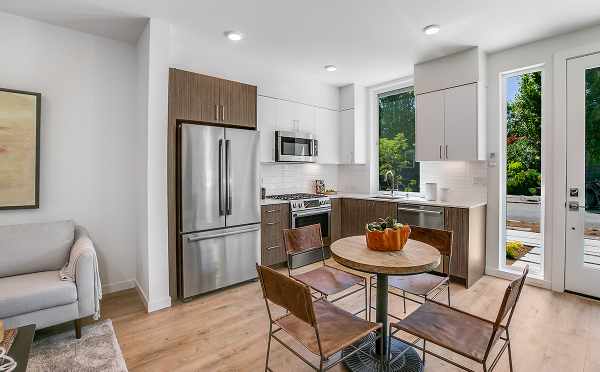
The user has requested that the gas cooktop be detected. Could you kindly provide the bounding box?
[267,193,330,211]
[267,193,324,201]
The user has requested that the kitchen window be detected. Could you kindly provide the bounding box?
[378,88,420,192]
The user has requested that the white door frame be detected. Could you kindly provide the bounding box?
[552,42,600,292]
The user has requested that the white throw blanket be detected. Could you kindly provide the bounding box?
[59,236,103,320]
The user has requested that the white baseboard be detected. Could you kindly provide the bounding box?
[103,280,135,294]
[134,279,149,309]
[134,280,171,313]
[147,296,171,313]
[485,266,552,289]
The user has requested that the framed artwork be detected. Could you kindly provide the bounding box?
[0,88,41,209]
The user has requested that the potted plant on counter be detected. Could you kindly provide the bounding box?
[365,217,411,251]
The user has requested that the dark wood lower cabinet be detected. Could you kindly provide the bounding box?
[340,198,397,237]
[445,205,486,287]
[337,197,486,288]
[260,204,289,266]
[330,198,342,243]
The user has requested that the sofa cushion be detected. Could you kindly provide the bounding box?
[0,271,77,319]
[0,220,75,278]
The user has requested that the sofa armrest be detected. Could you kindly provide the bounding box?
[73,226,98,318]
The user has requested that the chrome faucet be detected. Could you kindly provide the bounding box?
[384,170,395,196]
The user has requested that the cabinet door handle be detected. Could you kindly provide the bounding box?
[265,209,278,213]
[266,245,280,251]
[265,221,279,225]
[215,105,219,121]
[222,105,225,121]
[445,145,448,160]
[439,145,442,159]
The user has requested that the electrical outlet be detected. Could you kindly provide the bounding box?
[473,176,486,185]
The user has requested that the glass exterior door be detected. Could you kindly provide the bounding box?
[565,52,600,298]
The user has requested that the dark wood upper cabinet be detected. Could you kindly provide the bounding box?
[220,79,257,128]
[169,68,257,128]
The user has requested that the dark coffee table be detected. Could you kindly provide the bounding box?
[6,324,35,372]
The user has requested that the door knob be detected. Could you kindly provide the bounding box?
[568,201,585,211]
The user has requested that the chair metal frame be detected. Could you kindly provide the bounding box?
[388,265,529,372]
[284,224,368,318]
[256,264,384,372]
[368,226,453,321]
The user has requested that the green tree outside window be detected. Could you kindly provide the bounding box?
[378,89,419,192]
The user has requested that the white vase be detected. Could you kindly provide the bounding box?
[425,183,437,201]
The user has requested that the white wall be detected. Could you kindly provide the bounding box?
[0,12,139,293]
[137,19,171,312]
[485,23,600,287]
[135,20,150,302]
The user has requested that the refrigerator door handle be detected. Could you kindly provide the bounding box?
[226,139,232,215]
[218,139,225,216]
[186,225,260,242]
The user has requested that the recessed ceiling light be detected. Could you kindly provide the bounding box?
[324,65,337,72]
[423,24,440,35]
[224,31,244,41]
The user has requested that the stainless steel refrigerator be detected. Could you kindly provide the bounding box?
[178,123,260,300]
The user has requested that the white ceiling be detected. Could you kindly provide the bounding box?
[2,0,600,86]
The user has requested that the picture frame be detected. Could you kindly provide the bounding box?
[0,88,41,209]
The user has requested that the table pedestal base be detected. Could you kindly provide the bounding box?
[341,333,423,372]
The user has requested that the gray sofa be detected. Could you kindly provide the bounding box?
[0,220,98,338]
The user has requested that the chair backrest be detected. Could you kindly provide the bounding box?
[484,265,529,358]
[409,226,453,273]
[282,224,325,269]
[256,264,316,327]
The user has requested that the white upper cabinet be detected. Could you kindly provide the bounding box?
[415,90,445,161]
[338,84,367,164]
[258,95,329,163]
[414,47,486,161]
[258,95,278,162]
[339,108,356,164]
[444,84,478,160]
[315,107,340,164]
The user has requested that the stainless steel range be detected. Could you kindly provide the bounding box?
[267,193,331,266]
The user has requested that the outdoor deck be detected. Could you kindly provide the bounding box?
[506,229,600,276]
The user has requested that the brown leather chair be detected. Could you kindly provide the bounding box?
[369,226,453,320]
[256,264,383,371]
[389,265,529,372]
[282,224,367,317]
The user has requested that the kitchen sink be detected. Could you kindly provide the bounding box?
[372,195,406,200]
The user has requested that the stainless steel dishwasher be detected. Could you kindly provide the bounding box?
[396,203,444,229]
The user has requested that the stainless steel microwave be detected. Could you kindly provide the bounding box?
[275,131,318,163]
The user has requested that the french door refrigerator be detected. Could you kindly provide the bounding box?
[179,123,260,300]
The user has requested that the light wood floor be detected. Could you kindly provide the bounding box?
[98,261,600,372]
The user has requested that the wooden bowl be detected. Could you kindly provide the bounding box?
[365,225,411,251]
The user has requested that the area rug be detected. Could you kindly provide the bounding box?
[27,320,127,372]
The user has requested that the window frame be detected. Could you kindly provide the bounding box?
[499,64,546,279]
[371,79,421,196]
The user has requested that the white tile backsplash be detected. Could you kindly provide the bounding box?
[261,163,339,195]
[420,161,487,203]
[261,161,487,203]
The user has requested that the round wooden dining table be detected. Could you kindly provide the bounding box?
[330,235,441,372]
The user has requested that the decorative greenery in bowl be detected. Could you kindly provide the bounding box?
[365,217,411,251]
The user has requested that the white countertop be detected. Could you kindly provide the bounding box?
[328,193,486,209]
[260,198,289,206]
[260,193,486,209]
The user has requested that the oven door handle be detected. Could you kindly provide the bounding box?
[292,207,331,218]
